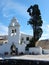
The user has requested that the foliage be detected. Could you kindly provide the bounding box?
[26,37,35,47]
[27,4,43,47]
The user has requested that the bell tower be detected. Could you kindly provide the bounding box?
[8,17,20,47]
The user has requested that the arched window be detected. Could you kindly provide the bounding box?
[11,43,16,50]
[11,29,17,36]
[10,43,16,53]
[12,30,14,33]
[10,43,18,55]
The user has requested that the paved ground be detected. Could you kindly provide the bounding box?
[0,55,49,65]
[0,55,49,61]
[23,55,49,61]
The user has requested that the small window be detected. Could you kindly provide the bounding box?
[21,37,24,41]
[26,37,29,41]
[12,30,14,33]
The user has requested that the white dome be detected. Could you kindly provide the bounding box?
[9,17,20,27]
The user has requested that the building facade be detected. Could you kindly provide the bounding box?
[0,17,32,55]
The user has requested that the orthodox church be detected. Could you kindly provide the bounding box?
[0,17,32,55]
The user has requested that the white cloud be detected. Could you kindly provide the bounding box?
[0,1,49,40]
[20,29,33,36]
[40,24,49,40]
[47,25,49,28]
[0,22,8,35]
[3,14,9,18]
[40,33,49,40]
[1,0,28,18]
[43,24,49,33]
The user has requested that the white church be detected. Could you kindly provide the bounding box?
[0,17,33,56]
[0,17,49,56]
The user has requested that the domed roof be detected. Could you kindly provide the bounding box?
[9,17,20,27]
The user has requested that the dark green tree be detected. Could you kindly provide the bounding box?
[27,4,43,47]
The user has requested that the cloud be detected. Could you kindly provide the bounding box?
[1,0,28,18]
[40,24,49,40]
[0,19,49,40]
[0,0,49,40]
[21,20,49,40]
[0,22,8,35]
[3,14,9,18]
[40,33,49,40]
[20,29,33,35]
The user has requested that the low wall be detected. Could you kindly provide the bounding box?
[29,47,42,55]
[42,49,49,54]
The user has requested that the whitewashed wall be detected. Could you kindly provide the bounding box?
[8,26,20,46]
[0,43,10,55]
[20,33,32,44]
[29,47,42,55]
[42,49,49,54]
[18,43,26,54]
[8,17,20,48]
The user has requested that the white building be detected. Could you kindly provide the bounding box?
[0,17,32,55]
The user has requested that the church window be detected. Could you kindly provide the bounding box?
[11,29,17,36]
[12,29,16,33]
[21,37,24,41]
[26,37,29,41]
[10,43,16,55]
[12,30,14,33]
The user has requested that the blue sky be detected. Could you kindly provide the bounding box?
[0,0,49,40]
